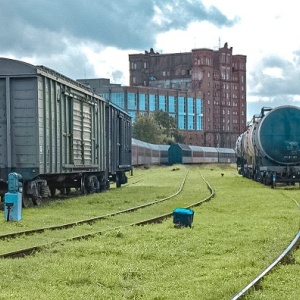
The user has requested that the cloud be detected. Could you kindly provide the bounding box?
[153,0,239,30]
[0,0,238,56]
[249,53,300,97]
[1,0,300,123]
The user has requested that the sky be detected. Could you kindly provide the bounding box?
[1,0,300,121]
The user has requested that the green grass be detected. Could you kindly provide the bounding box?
[0,164,299,300]
[0,165,188,233]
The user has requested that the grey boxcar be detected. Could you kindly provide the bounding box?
[106,101,132,187]
[0,58,131,206]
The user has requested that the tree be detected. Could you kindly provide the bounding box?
[132,111,186,144]
[154,110,185,144]
[132,115,165,144]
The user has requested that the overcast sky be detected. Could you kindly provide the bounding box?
[1,0,300,121]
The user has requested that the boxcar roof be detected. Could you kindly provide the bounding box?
[0,57,105,100]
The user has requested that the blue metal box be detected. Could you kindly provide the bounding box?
[173,208,194,228]
[4,192,22,221]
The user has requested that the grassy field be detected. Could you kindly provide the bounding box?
[0,164,299,300]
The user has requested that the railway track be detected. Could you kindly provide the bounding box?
[231,193,300,299]
[0,172,214,259]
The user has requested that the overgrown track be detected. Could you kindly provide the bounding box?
[231,196,300,299]
[0,172,214,259]
[0,172,187,241]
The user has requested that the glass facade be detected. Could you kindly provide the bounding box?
[128,111,136,122]
[103,89,203,131]
[111,93,125,109]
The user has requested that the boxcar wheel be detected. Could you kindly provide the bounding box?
[116,174,121,188]
[22,195,33,208]
[33,197,42,206]
[87,175,100,194]
[50,187,56,197]
[81,175,88,195]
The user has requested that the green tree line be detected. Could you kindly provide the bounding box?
[132,110,185,144]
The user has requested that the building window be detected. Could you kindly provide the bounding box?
[128,111,136,122]
[178,96,185,113]
[159,95,166,111]
[196,98,203,130]
[188,115,194,130]
[178,115,186,129]
[187,97,194,113]
[111,93,125,109]
[139,93,146,111]
[149,94,156,111]
[127,93,137,110]
[168,96,176,113]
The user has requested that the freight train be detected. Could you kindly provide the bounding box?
[235,105,300,187]
[132,138,236,166]
[0,58,132,207]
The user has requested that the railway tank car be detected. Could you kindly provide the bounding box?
[0,58,131,207]
[235,105,300,187]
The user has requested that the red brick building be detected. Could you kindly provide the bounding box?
[129,43,247,148]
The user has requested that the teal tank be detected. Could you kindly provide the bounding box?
[255,106,300,164]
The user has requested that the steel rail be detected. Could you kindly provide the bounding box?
[231,229,300,299]
[231,191,300,299]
